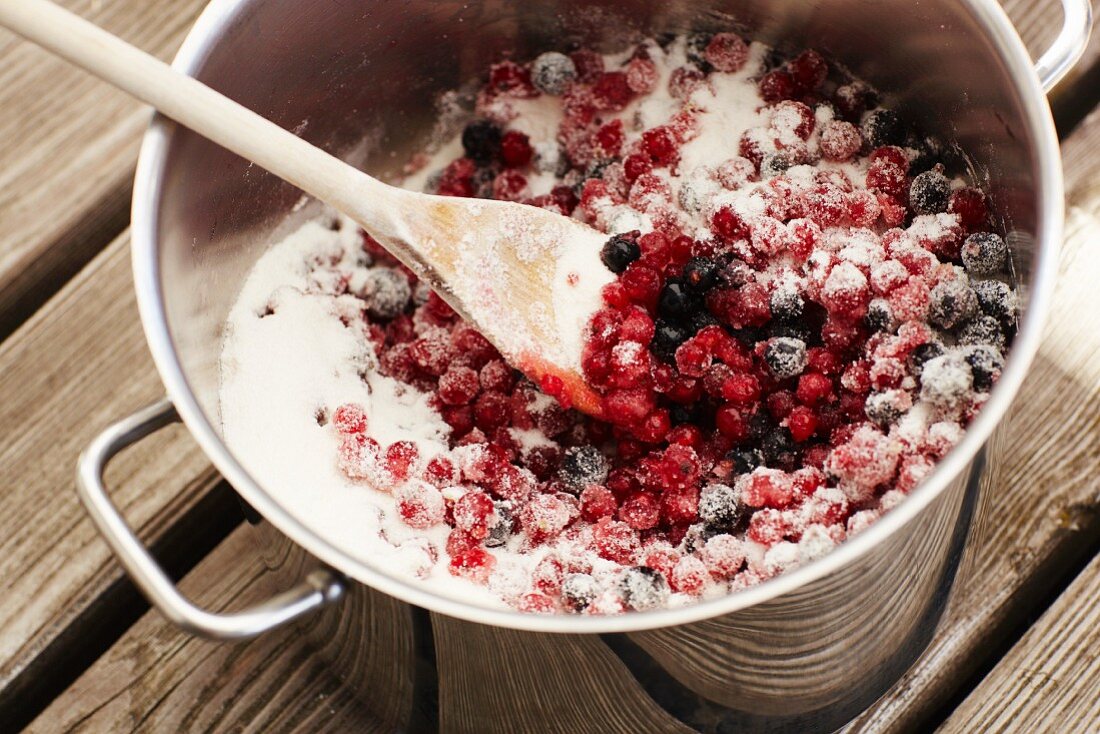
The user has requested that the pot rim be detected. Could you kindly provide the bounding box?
[130,0,1064,634]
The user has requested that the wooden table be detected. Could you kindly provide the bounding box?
[1,2,1098,731]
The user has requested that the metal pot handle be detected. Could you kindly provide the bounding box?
[1034,0,1093,92]
[76,398,345,640]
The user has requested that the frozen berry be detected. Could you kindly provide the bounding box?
[820,120,862,162]
[919,354,974,411]
[910,341,945,373]
[948,187,989,230]
[682,257,719,292]
[559,445,610,491]
[618,566,669,610]
[698,483,744,530]
[332,403,368,434]
[704,33,749,72]
[964,345,1004,391]
[961,232,1008,276]
[789,49,828,91]
[396,481,445,529]
[361,268,412,319]
[928,281,979,331]
[461,120,503,164]
[438,365,481,405]
[600,234,641,273]
[959,315,1006,350]
[861,109,906,148]
[531,52,577,95]
[765,337,808,380]
[759,70,797,102]
[908,170,951,215]
[500,130,534,167]
[561,573,600,611]
[449,547,496,584]
[972,279,1017,322]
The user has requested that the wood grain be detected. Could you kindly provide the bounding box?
[939,551,1100,732]
[841,104,1100,734]
[0,0,207,340]
[26,527,388,734]
[0,232,232,723]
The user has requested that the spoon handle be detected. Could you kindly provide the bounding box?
[0,0,398,231]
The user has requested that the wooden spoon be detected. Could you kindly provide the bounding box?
[0,0,613,416]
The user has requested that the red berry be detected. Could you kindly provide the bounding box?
[516,592,556,613]
[492,169,528,201]
[796,372,834,405]
[438,365,481,405]
[500,130,533,167]
[820,120,861,162]
[759,70,797,102]
[332,403,368,434]
[396,481,445,529]
[948,187,989,231]
[715,404,749,441]
[592,72,633,111]
[787,405,819,442]
[592,518,641,564]
[704,33,749,72]
[712,206,750,241]
[619,492,660,530]
[580,484,618,521]
[569,49,604,83]
[595,119,624,157]
[641,126,679,166]
[623,153,653,182]
[453,490,497,539]
[385,441,421,482]
[449,547,496,584]
[670,555,709,595]
[625,57,659,93]
[789,50,828,91]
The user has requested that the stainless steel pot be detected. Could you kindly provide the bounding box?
[77,0,1091,730]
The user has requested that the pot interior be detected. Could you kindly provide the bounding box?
[138,0,1054,616]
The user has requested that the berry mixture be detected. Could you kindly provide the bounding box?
[221,35,1017,614]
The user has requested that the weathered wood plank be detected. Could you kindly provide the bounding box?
[0,232,236,725]
[939,550,1100,732]
[0,0,207,340]
[842,104,1100,734]
[27,528,386,734]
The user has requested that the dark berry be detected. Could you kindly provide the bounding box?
[864,391,905,427]
[689,309,721,335]
[770,287,805,322]
[658,280,700,319]
[561,573,600,611]
[959,315,1006,350]
[769,321,812,343]
[760,152,792,178]
[909,170,951,214]
[861,109,906,148]
[461,120,502,164]
[910,341,945,373]
[531,52,577,95]
[618,566,669,611]
[762,426,796,464]
[484,501,514,547]
[907,135,944,175]
[865,298,895,332]
[559,445,610,491]
[652,319,693,362]
[961,232,1008,276]
[764,337,808,380]
[600,234,641,274]
[682,257,720,292]
[928,281,979,331]
[698,483,744,530]
[727,448,764,474]
[972,279,1016,322]
[361,268,412,319]
[964,345,1004,391]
